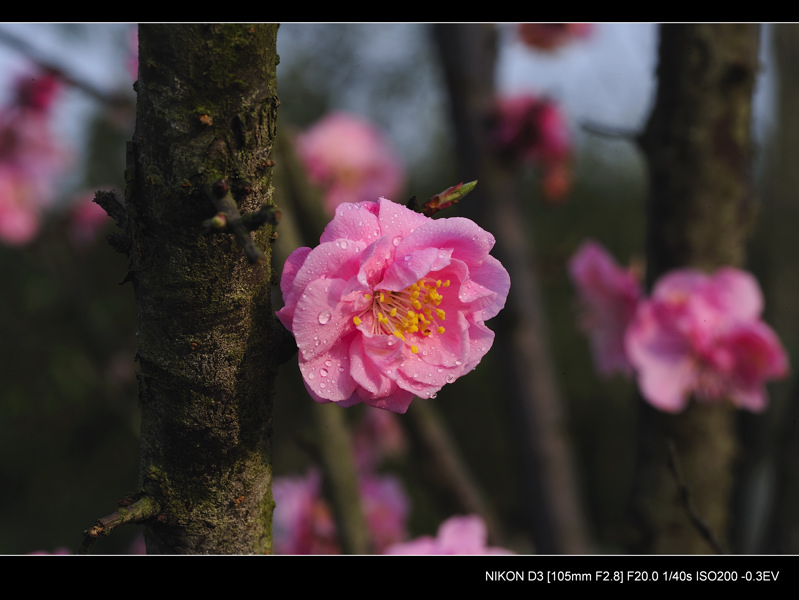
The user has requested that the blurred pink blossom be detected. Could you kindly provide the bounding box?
[272,467,410,554]
[568,240,642,377]
[0,70,67,246]
[518,23,593,52]
[272,469,339,554]
[384,514,513,555]
[490,94,572,202]
[296,112,405,214]
[28,547,71,555]
[360,474,410,552]
[352,409,407,473]
[625,267,788,413]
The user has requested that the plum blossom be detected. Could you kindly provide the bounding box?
[490,94,572,202]
[0,70,67,246]
[296,112,405,214]
[272,468,410,554]
[568,240,642,377]
[277,197,510,414]
[624,267,788,413]
[518,23,593,52]
[384,514,513,555]
[272,469,339,554]
[351,408,407,473]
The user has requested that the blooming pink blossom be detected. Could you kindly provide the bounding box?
[296,112,405,214]
[490,94,572,202]
[277,197,510,414]
[272,469,339,555]
[624,267,788,413]
[568,240,642,377]
[272,468,410,554]
[518,23,593,52]
[352,408,407,473]
[0,70,67,245]
[384,514,513,555]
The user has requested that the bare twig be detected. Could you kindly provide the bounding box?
[666,439,727,554]
[78,494,161,555]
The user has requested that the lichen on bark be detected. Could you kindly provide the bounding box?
[115,24,281,554]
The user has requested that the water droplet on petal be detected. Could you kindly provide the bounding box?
[393,236,401,246]
[320,368,328,377]
[340,240,348,249]
[307,373,315,380]
[431,393,437,399]
[454,360,462,366]
[318,310,331,325]
[324,360,332,367]
[446,374,455,383]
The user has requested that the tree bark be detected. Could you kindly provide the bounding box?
[109,24,281,554]
[627,24,760,554]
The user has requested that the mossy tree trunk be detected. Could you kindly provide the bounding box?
[627,24,760,554]
[109,24,281,554]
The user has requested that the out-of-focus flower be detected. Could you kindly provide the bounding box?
[384,514,513,555]
[67,190,110,245]
[359,474,410,552]
[518,23,592,52]
[568,240,642,377]
[272,468,410,554]
[296,112,405,214]
[490,94,572,202]
[276,196,510,414]
[272,469,339,555]
[28,547,71,555]
[0,69,67,246]
[352,409,407,473]
[625,267,788,413]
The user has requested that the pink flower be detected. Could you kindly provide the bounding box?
[272,468,410,554]
[352,409,407,473]
[624,267,788,413]
[0,70,67,245]
[296,112,405,214]
[276,197,510,414]
[360,474,410,552]
[384,514,513,555]
[518,23,593,52]
[568,240,642,377]
[490,95,572,202]
[272,469,339,555]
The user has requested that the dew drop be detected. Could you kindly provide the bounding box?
[320,368,328,377]
[340,240,348,249]
[446,374,455,383]
[320,382,326,389]
[324,360,332,367]
[431,393,437,399]
[392,236,401,246]
[318,310,331,325]
[307,373,315,380]
[454,360,463,366]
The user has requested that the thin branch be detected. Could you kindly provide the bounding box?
[0,26,131,108]
[78,495,161,555]
[666,439,727,554]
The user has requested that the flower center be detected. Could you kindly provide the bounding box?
[353,277,450,354]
